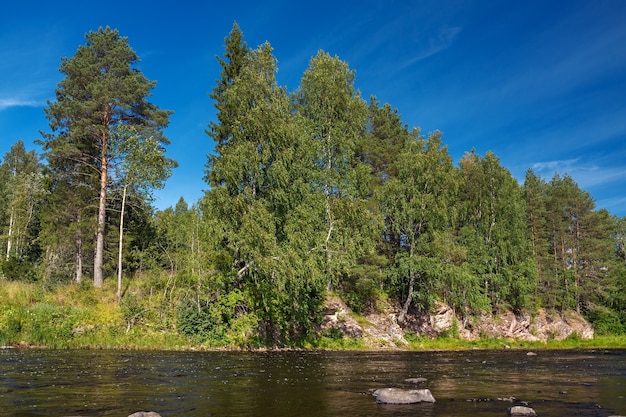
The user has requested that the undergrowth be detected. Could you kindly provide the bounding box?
[2,277,626,351]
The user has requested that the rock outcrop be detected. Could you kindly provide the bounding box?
[404,301,595,342]
[320,297,595,346]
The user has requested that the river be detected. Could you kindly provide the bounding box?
[1,348,625,416]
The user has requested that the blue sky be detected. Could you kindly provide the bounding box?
[1,0,626,216]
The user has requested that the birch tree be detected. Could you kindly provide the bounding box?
[380,132,460,322]
[294,51,370,291]
[0,140,44,263]
[113,126,176,300]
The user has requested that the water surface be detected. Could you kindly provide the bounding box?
[1,348,625,416]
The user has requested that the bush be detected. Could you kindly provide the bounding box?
[587,307,625,336]
[176,298,227,343]
[341,265,384,314]
[0,257,39,282]
[176,289,257,346]
[121,294,147,332]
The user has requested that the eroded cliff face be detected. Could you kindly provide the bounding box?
[320,297,594,349]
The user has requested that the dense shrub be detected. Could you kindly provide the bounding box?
[587,307,625,336]
[0,257,39,282]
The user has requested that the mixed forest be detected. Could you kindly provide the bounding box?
[1,25,626,347]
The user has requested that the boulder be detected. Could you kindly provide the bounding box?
[508,405,537,416]
[128,412,162,417]
[372,388,436,404]
[431,302,455,332]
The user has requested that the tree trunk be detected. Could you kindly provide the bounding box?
[324,130,334,291]
[94,137,108,288]
[398,270,415,324]
[5,210,13,260]
[117,184,127,301]
[75,237,83,284]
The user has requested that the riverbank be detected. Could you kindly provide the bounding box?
[2,279,625,351]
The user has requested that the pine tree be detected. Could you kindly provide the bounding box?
[42,27,171,287]
[359,97,411,186]
[544,174,613,313]
[205,22,249,184]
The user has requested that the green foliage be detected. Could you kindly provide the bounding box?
[120,293,146,331]
[176,289,256,346]
[41,26,172,287]
[458,151,535,312]
[177,298,222,341]
[341,264,384,313]
[0,257,39,282]
[1,302,92,347]
[586,306,625,336]
[0,141,45,270]
[3,24,626,348]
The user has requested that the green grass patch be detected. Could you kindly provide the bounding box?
[2,278,626,351]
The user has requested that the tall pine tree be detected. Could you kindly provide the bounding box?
[42,27,171,287]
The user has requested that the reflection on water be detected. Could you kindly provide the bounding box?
[1,348,624,416]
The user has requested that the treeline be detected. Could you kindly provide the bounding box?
[1,24,625,345]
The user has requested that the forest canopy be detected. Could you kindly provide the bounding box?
[1,24,625,346]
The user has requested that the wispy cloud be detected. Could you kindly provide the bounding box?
[596,195,626,214]
[531,158,580,173]
[401,26,462,68]
[0,97,42,111]
[531,158,626,189]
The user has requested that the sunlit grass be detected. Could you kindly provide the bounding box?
[404,333,626,351]
[0,280,44,307]
[1,277,625,351]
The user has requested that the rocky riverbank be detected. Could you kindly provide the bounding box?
[320,296,594,349]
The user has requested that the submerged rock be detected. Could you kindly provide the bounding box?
[404,377,428,384]
[508,405,537,416]
[373,388,436,404]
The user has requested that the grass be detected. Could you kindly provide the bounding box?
[1,278,625,351]
[403,332,626,351]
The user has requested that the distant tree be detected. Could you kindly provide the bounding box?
[606,215,626,331]
[616,216,626,266]
[41,27,171,287]
[359,97,411,186]
[523,168,552,303]
[0,140,44,273]
[153,198,208,304]
[544,174,614,313]
[458,151,535,312]
[380,132,461,322]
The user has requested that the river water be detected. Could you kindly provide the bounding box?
[1,348,625,416]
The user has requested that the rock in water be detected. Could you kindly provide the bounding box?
[373,388,436,404]
[128,412,162,417]
[508,405,537,416]
[404,377,428,384]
